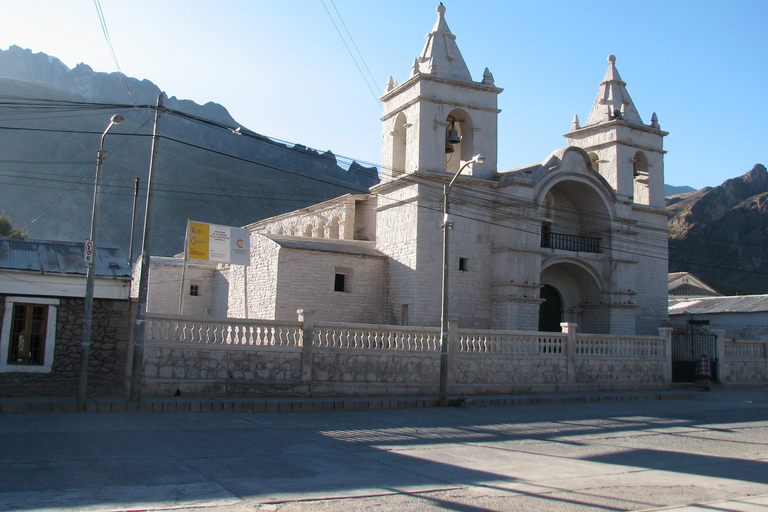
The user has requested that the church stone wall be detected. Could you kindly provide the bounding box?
[631,208,669,335]
[273,248,386,324]
[228,235,279,319]
[375,183,422,325]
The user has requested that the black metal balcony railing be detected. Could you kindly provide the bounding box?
[541,231,601,253]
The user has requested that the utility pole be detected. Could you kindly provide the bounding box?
[129,93,164,401]
[77,114,123,410]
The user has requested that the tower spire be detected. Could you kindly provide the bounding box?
[585,55,643,126]
[416,4,473,82]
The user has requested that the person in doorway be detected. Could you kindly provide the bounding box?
[695,353,713,391]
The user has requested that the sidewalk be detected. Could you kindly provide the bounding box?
[0,386,699,414]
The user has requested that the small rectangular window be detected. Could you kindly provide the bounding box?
[459,257,469,272]
[190,284,200,296]
[8,303,48,365]
[334,273,346,292]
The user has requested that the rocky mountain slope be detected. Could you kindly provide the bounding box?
[667,164,768,295]
[0,46,378,257]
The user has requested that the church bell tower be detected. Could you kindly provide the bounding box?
[379,4,503,182]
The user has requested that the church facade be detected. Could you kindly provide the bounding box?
[224,5,669,335]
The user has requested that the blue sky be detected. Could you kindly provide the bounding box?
[1,0,766,189]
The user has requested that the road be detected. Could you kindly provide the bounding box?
[1,388,767,512]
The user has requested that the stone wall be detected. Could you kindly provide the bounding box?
[0,296,130,396]
[139,315,677,397]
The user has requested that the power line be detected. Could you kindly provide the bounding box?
[93,0,138,107]
[320,0,382,108]
[0,98,764,282]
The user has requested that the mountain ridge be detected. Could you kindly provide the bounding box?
[667,163,768,295]
[0,46,378,258]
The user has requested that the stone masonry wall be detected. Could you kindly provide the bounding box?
[0,296,130,397]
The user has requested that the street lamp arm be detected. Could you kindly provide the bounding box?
[446,154,486,197]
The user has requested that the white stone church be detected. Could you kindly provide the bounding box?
[152,4,669,336]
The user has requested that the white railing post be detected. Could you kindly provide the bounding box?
[561,322,577,384]
[447,318,459,387]
[658,327,673,383]
[298,309,315,383]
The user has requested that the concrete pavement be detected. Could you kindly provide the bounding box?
[0,387,766,511]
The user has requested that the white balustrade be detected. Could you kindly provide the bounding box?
[145,314,301,347]
[458,330,566,355]
[314,323,440,351]
[576,335,663,358]
[725,341,766,359]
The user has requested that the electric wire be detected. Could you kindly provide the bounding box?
[93,0,138,107]
[0,100,764,281]
[320,0,382,108]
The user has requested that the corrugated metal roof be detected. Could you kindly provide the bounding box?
[262,234,386,258]
[669,283,722,297]
[0,238,131,278]
[669,295,768,315]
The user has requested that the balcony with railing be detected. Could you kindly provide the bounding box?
[541,230,601,253]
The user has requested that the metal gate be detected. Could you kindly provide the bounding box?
[671,320,718,383]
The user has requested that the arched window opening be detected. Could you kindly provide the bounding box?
[589,152,600,172]
[633,151,650,205]
[391,113,407,177]
[314,220,327,238]
[633,151,649,178]
[328,217,340,239]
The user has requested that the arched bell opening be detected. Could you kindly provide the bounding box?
[444,109,474,176]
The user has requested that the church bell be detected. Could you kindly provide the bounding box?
[446,121,461,144]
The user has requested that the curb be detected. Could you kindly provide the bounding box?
[0,391,697,414]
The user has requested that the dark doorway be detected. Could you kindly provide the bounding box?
[672,320,718,382]
[538,285,563,332]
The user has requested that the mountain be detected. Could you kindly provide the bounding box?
[667,164,768,295]
[0,46,378,258]
[664,184,696,196]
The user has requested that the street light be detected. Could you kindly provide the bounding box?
[439,154,485,406]
[77,114,124,409]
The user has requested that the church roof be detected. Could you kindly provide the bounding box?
[415,4,473,82]
[585,55,644,127]
[262,234,386,258]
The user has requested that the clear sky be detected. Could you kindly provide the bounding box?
[1,0,766,190]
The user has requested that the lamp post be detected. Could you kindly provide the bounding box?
[439,154,485,406]
[77,114,124,409]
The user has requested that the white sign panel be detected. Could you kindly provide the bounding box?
[188,221,250,266]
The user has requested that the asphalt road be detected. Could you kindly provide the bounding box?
[1,388,767,512]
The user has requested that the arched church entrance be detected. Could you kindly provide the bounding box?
[538,285,563,332]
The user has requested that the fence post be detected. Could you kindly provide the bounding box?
[560,322,577,384]
[713,329,726,384]
[298,309,315,383]
[658,327,673,383]
[447,318,459,390]
[764,335,768,383]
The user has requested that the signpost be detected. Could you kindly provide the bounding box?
[84,240,94,267]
